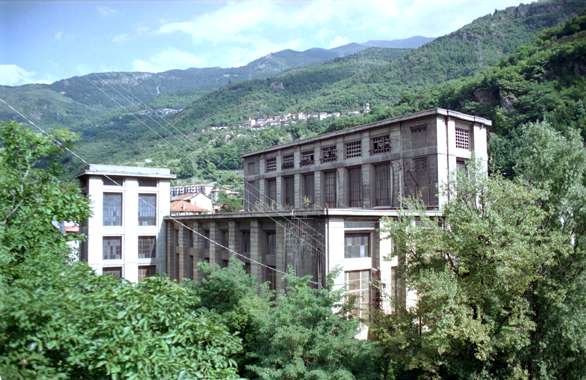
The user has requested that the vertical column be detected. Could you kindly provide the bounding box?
[294,173,302,209]
[314,170,323,208]
[361,131,370,159]
[228,221,237,265]
[337,167,348,207]
[379,219,395,314]
[177,224,185,281]
[209,221,218,265]
[259,179,266,208]
[165,221,173,278]
[362,164,374,208]
[191,222,201,281]
[275,223,286,289]
[276,176,283,210]
[250,220,262,281]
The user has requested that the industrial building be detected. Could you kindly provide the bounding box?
[165,108,490,316]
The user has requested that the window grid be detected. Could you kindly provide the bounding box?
[138,194,156,226]
[103,267,122,278]
[455,128,471,149]
[374,163,391,206]
[345,270,371,320]
[267,179,277,208]
[283,176,294,208]
[348,167,362,207]
[345,141,362,159]
[321,145,337,163]
[265,157,277,172]
[300,150,315,166]
[303,173,314,207]
[281,154,294,169]
[138,236,156,258]
[103,236,122,260]
[103,193,122,226]
[371,135,391,154]
[344,233,370,258]
[324,171,337,207]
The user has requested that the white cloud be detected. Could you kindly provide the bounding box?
[0,65,53,86]
[54,31,63,41]
[112,26,150,43]
[132,48,205,72]
[97,5,117,16]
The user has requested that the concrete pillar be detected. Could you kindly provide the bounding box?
[209,221,218,265]
[177,224,185,281]
[259,178,266,208]
[337,167,348,207]
[276,176,283,210]
[361,131,370,159]
[293,147,301,169]
[250,220,262,281]
[228,221,237,265]
[165,221,173,278]
[276,223,286,289]
[362,163,374,208]
[294,173,302,209]
[314,170,323,208]
[379,218,395,314]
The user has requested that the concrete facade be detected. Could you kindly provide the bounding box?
[166,109,490,319]
[79,164,174,282]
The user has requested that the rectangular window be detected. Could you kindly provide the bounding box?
[247,160,258,175]
[345,270,370,320]
[103,267,122,278]
[455,127,471,149]
[241,231,250,255]
[456,158,468,175]
[283,176,294,208]
[345,141,362,159]
[245,180,259,209]
[138,178,157,187]
[138,265,156,281]
[345,233,370,258]
[267,178,277,208]
[203,229,210,249]
[265,157,277,172]
[174,228,179,247]
[321,145,337,163]
[302,173,314,207]
[282,154,294,169]
[186,256,194,279]
[138,236,156,258]
[374,163,391,206]
[138,194,156,226]
[187,227,194,248]
[371,135,391,154]
[324,171,337,207]
[102,176,123,186]
[348,167,362,207]
[103,193,122,226]
[301,150,315,166]
[266,231,276,255]
[411,125,427,148]
[103,236,122,260]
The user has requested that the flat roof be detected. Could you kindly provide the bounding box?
[166,208,443,221]
[241,108,492,158]
[78,164,176,179]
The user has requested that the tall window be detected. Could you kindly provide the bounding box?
[301,150,314,166]
[344,233,370,258]
[348,167,362,207]
[241,231,250,255]
[138,236,156,258]
[267,178,277,208]
[185,255,194,279]
[456,158,468,175]
[266,231,276,255]
[302,173,314,207]
[411,125,427,148]
[103,267,122,278]
[245,180,259,209]
[138,194,156,226]
[345,270,370,320]
[103,236,122,260]
[283,176,294,208]
[371,135,391,154]
[282,154,294,169]
[247,160,258,175]
[138,265,156,281]
[324,171,337,207]
[265,157,277,172]
[374,163,391,206]
[103,193,122,226]
[321,145,337,163]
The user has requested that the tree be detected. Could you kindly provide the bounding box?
[373,169,566,379]
[0,122,241,379]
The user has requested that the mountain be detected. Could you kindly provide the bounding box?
[363,36,434,49]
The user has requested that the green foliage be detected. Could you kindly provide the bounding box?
[195,262,382,380]
[0,122,241,379]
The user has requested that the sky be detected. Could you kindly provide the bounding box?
[0,0,526,86]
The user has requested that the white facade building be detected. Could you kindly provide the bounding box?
[79,164,174,282]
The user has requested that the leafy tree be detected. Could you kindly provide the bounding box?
[0,122,241,379]
[374,170,567,379]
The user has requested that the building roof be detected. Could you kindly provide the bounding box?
[170,200,209,213]
[78,164,176,179]
[241,108,492,158]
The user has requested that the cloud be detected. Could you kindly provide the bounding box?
[132,48,205,72]
[112,26,150,43]
[0,65,52,86]
[96,5,117,16]
[54,31,63,41]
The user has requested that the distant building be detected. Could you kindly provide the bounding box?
[78,164,174,282]
[171,192,214,215]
